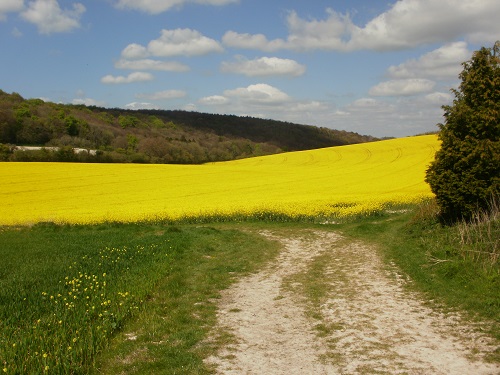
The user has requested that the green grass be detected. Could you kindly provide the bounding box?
[1,203,499,373]
[0,223,279,374]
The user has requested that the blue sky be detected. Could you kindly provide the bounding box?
[1,0,499,137]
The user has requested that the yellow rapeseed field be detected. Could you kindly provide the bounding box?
[0,134,439,225]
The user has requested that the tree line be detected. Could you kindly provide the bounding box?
[0,91,377,164]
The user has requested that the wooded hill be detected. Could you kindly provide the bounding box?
[0,90,378,164]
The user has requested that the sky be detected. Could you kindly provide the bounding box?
[1,0,499,138]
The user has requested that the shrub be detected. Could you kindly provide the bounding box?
[0,143,14,161]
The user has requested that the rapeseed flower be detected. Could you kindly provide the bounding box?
[0,135,438,224]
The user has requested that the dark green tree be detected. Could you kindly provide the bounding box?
[65,115,80,136]
[425,42,500,222]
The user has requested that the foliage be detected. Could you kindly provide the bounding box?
[0,143,13,161]
[117,115,140,129]
[0,135,437,226]
[426,42,500,222]
[0,90,377,164]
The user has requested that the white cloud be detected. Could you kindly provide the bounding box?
[121,43,149,59]
[101,72,154,84]
[199,84,274,106]
[425,92,453,104]
[369,78,436,97]
[288,101,329,112]
[221,56,306,77]
[121,28,223,58]
[115,0,238,14]
[345,98,397,120]
[21,0,85,35]
[387,42,471,80]
[330,98,409,136]
[222,31,286,52]
[325,93,454,137]
[350,98,383,109]
[149,28,223,57]
[349,0,500,50]
[136,90,186,100]
[223,1,500,52]
[334,110,349,116]
[183,103,198,111]
[0,0,23,20]
[224,84,290,104]
[285,9,355,51]
[198,95,229,105]
[115,58,190,72]
[115,0,183,13]
[222,9,354,52]
[124,102,160,110]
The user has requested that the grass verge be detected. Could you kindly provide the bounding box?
[0,223,279,374]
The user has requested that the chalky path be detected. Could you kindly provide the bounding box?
[205,229,499,374]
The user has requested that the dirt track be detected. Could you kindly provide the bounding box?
[205,229,499,374]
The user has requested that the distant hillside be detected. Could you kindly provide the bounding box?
[0,90,378,164]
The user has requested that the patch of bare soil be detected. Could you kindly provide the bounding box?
[205,229,499,374]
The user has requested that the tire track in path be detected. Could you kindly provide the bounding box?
[205,229,499,374]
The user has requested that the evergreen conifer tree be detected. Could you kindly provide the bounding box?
[426,42,500,222]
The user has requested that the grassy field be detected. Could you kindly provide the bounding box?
[0,223,280,374]
[0,135,438,225]
[1,208,498,373]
